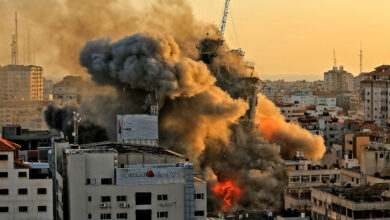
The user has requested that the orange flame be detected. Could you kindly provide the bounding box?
[212,180,241,212]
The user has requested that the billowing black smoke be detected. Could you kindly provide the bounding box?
[77,32,286,211]
[44,103,107,144]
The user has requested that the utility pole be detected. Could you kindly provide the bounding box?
[11,12,19,65]
[73,111,81,145]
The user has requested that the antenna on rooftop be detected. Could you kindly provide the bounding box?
[72,111,81,145]
[359,43,363,73]
[27,29,31,64]
[10,12,19,65]
[333,49,337,69]
[149,90,159,116]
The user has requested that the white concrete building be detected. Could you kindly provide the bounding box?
[361,65,390,126]
[51,142,207,220]
[0,138,53,220]
[277,102,305,122]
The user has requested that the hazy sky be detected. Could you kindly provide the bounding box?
[186,0,390,80]
[2,0,390,81]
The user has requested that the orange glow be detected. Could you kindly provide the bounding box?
[212,180,241,212]
[259,117,278,141]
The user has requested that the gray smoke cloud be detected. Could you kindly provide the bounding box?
[78,32,288,212]
[35,0,325,213]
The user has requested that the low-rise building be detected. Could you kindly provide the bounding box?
[277,102,305,122]
[311,184,390,220]
[0,138,53,220]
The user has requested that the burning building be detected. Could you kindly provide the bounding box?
[38,0,326,214]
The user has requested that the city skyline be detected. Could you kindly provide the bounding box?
[2,0,390,81]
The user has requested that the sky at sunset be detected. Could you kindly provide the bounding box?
[187,0,390,80]
[2,0,390,81]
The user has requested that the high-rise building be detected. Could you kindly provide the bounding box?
[324,66,353,92]
[52,75,92,104]
[360,65,390,126]
[0,138,53,220]
[0,65,43,101]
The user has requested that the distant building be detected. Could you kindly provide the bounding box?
[43,78,53,100]
[0,65,43,101]
[52,75,91,104]
[0,100,52,132]
[50,142,207,220]
[324,66,353,92]
[361,65,390,126]
[343,133,370,164]
[277,102,305,122]
[361,147,390,179]
[0,138,53,220]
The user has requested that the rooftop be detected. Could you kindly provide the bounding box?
[316,183,390,202]
[78,141,186,158]
[0,138,21,151]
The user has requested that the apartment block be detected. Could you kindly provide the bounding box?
[50,142,207,220]
[0,138,52,220]
[0,65,43,101]
[324,66,353,92]
[361,65,390,126]
[311,184,390,220]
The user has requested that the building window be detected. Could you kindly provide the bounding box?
[136,192,152,205]
[0,207,8,212]
[37,206,47,212]
[101,196,111,203]
[0,189,8,195]
[88,214,92,219]
[100,213,111,219]
[101,178,112,185]
[194,193,204,200]
[195,211,205,216]
[311,175,320,182]
[157,211,168,218]
[117,196,127,202]
[19,206,28,212]
[289,176,300,182]
[0,155,8,160]
[157,194,168,201]
[117,213,128,219]
[0,172,8,178]
[301,176,309,182]
[18,188,28,195]
[37,188,47,194]
[88,196,92,202]
[18,172,27,177]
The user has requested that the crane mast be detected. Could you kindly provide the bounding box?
[219,0,231,39]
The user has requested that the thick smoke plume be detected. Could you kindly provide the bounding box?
[44,103,107,144]
[0,0,213,78]
[33,0,326,212]
[256,94,326,159]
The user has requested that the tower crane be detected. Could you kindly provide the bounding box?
[219,0,231,40]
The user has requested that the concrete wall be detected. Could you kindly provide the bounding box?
[0,150,52,220]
